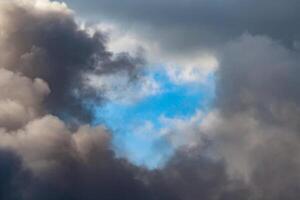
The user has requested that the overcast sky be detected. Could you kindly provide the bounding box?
[1,0,300,200]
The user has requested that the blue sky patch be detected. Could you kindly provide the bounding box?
[91,67,215,169]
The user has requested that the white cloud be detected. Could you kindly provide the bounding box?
[159,111,206,149]
[10,0,71,14]
[91,22,219,84]
[83,72,161,104]
[165,54,219,84]
[128,110,212,151]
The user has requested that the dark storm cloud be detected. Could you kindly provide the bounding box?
[0,114,247,200]
[0,119,249,200]
[0,1,248,200]
[217,34,300,128]
[203,34,300,200]
[0,149,30,200]
[62,0,300,52]
[0,0,143,123]
[0,115,150,200]
[146,148,251,200]
[1,0,300,200]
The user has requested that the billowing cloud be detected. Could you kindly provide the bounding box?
[1,0,300,200]
[0,68,49,130]
[197,34,300,199]
[62,0,300,86]
[0,1,157,199]
[0,1,239,200]
[0,0,143,123]
[159,111,207,149]
[89,22,219,84]
[0,114,155,200]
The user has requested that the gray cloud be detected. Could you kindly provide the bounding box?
[0,0,143,123]
[62,0,300,53]
[0,149,30,200]
[217,34,300,128]
[0,1,247,200]
[0,117,249,200]
[0,68,49,130]
[0,115,153,200]
[1,0,300,200]
[201,34,300,199]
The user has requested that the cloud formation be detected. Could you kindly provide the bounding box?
[207,34,300,199]
[0,68,49,130]
[63,0,300,51]
[62,0,300,86]
[0,0,143,123]
[0,1,158,199]
[0,1,236,200]
[1,0,300,200]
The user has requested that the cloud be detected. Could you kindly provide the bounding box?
[0,115,159,200]
[83,71,161,104]
[0,1,247,200]
[121,32,300,199]
[0,2,158,199]
[165,54,218,84]
[1,0,300,200]
[197,34,300,199]
[217,34,300,124]
[0,0,144,123]
[0,149,29,200]
[62,0,300,87]
[159,111,207,149]
[89,22,218,84]
[63,0,300,51]
[0,68,50,130]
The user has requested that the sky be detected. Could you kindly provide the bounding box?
[91,69,216,168]
[1,0,300,200]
